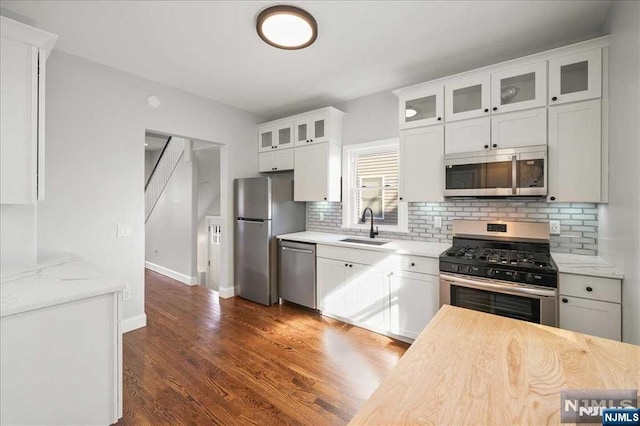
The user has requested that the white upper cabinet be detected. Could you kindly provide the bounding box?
[491,62,547,114]
[445,117,491,154]
[490,107,547,150]
[445,75,491,122]
[294,110,331,146]
[398,86,444,130]
[400,126,444,202]
[0,17,57,204]
[549,48,602,105]
[257,121,293,152]
[547,99,602,203]
[294,142,341,202]
[258,149,294,173]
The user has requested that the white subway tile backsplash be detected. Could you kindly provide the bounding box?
[306,200,599,255]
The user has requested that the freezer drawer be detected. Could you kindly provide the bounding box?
[279,240,317,309]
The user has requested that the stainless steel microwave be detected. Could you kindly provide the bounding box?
[444,145,547,197]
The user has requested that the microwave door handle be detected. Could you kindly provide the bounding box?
[512,155,518,195]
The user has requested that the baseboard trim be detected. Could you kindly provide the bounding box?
[145,261,198,286]
[218,286,235,298]
[122,313,147,333]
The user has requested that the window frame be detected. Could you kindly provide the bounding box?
[342,138,408,233]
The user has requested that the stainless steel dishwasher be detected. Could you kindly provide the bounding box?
[279,240,316,309]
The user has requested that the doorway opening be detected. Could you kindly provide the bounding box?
[144,131,223,292]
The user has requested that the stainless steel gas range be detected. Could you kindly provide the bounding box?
[439,220,558,326]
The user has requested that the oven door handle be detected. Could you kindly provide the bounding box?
[440,273,557,298]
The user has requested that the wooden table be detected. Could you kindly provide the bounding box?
[350,305,640,425]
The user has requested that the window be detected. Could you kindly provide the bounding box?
[342,139,407,232]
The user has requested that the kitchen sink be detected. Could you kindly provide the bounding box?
[340,238,389,246]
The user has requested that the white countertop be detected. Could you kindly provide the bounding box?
[551,253,624,280]
[278,232,625,280]
[1,254,126,318]
[277,231,451,258]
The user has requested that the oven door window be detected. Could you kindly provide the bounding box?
[445,161,513,190]
[451,285,541,323]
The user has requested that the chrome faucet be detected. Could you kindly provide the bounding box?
[361,207,379,239]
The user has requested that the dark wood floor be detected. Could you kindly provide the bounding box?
[117,269,409,425]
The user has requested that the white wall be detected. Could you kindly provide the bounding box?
[0,205,36,265]
[599,0,640,344]
[195,147,221,275]
[36,50,259,325]
[145,151,196,281]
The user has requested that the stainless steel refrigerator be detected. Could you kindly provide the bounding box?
[234,177,306,305]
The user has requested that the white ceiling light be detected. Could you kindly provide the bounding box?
[256,5,317,50]
[405,108,418,118]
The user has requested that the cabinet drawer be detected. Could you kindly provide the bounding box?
[558,273,621,303]
[317,244,394,267]
[397,255,438,276]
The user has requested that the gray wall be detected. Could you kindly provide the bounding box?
[599,0,640,344]
[26,50,258,324]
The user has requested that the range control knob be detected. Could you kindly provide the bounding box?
[525,273,534,283]
[487,268,495,277]
[510,272,519,281]
[451,264,460,272]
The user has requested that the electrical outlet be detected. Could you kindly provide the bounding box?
[549,220,561,235]
[434,216,442,229]
[116,224,132,238]
[319,212,325,222]
[123,283,131,300]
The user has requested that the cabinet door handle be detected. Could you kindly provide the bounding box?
[562,298,568,303]
[484,108,489,113]
[323,197,327,200]
[551,96,558,101]
[345,263,348,267]
[492,107,498,111]
[586,286,593,292]
[410,262,415,267]
[550,196,556,201]
[399,197,403,201]
[492,144,497,148]
[310,139,313,142]
[437,117,442,121]
[484,145,489,149]
[349,264,353,268]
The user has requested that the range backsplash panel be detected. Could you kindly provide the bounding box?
[306,201,598,255]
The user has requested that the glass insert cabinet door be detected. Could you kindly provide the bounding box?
[548,48,602,105]
[276,123,293,148]
[399,86,444,129]
[445,75,491,122]
[490,62,547,114]
[258,127,275,152]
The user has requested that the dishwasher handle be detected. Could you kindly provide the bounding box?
[281,246,313,254]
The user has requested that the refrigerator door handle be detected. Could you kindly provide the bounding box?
[237,218,265,223]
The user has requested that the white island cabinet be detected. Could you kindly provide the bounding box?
[1,254,124,425]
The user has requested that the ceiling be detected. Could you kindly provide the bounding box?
[2,1,612,119]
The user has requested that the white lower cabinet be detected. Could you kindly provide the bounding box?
[389,270,439,339]
[317,257,349,318]
[1,292,122,424]
[349,264,388,331]
[559,297,621,341]
[558,272,622,341]
[317,246,439,341]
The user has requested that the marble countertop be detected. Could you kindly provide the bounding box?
[278,232,625,279]
[277,231,452,258]
[350,305,640,425]
[551,253,624,279]
[1,254,126,318]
